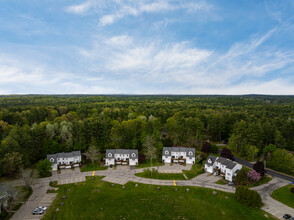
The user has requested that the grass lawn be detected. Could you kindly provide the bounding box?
[216,179,228,185]
[135,169,186,180]
[43,176,273,220]
[248,175,272,188]
[183,163,205,179]
[135,160,164,169]
[80,163,108,172]
[271,184,294,209]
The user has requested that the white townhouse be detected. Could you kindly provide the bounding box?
[162,147,196,164]
[105,149,138,166]
[205,155,242,182]
[47,151,82,171]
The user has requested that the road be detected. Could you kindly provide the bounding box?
[9,165,294,220]
[218,149,294,182]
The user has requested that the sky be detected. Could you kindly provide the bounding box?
[0,0,294,95]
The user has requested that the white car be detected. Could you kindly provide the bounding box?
[37,206,47,211]
[32,208,44,215]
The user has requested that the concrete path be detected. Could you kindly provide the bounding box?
[252,178,294,219]
[10,166,294,220]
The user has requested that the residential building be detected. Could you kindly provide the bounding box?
[205,155,242,182]
[162,147,195,164]
[105,149,138,166]
[47,151,82,171]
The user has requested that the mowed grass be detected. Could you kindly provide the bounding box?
[182,163,205,179]
[271,184,294,209]
[135,169,186,180]
[248,175,272,188]
[80,163,108,172]
[43,177,273,220]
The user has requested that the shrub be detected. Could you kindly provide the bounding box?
[253,161,265,176]
[201,142,211,153]
[210,144,219,154]
[235,185,262,208]
[139,153,146,164]
[248,170,261,182]
[291,187,294,194]
[220,147,234,161]
[234,168,248,186]
[37,159,52,177]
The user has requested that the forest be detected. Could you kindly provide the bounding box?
[0,95,294,177]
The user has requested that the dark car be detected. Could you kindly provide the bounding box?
[283,214,292,219]
[109,164,113,168]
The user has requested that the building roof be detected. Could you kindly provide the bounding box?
[215,156,238,170]
[47,151,81,164]
[105,149,138,159]
[162,147,195,157]
[205,155,217,166]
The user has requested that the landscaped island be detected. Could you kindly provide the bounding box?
[42,177,273,220]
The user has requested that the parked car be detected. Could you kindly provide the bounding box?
[227,182,235,186]
[37,206,47,211]
[32,208,44,215]
[283,214,292,219]
[109,164,113,168]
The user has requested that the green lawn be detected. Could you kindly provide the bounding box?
[43,176,273,220]
[248,175,272,188]
[182,163,205,179]
[135,160,164,169]
[135,169,186,180]
[271,184,294,209]
[80,163,108,172]
[216,179,228,185]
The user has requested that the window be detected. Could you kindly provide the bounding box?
[165,156,168,158]
[188,151,193,156]
[50,158,54,162]
[165,150,169,155]
[108,153,112,157]
[132,153,136,157]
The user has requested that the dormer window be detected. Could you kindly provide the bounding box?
[188,151,193,156]
[208,159,211,163]
[50,158,54,162]
[165,150,169,155]
[108,153,112,157]
[132,153,136,157]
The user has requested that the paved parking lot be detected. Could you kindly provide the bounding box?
[23,193,57,220]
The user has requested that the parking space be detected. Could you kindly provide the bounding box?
[23,193,57,220]
[192,172,223,183]
[58,176,85,185]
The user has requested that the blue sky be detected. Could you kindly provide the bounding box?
[0,0,294,94]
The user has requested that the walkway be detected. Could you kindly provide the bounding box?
[10,166,294,220]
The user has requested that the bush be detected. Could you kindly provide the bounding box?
[201,142,211,153]
[291,187,294,194]
[37,159,52,177]
[253,161,265,176]
[139,153,146,164]
[220,147,234,161]
[234,168,248,186]
[210,144,219,154]
[235,185,262,208]
[248,170,261,182]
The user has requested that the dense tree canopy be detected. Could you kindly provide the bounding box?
[0,95,294,177]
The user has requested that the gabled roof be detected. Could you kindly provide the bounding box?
[162,147,195,157]
[47,151,81,164]
[105,149,138,159]
[205,155,217,166]
[215,156,238,170]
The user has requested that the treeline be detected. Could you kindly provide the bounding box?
[0,95,294,176]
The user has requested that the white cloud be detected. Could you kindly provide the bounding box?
[96,0,212,26]
[65,1,93,14]
[78,30,294,94]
